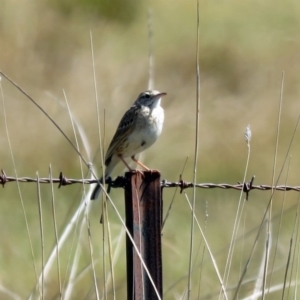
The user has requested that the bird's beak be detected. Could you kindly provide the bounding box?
[157,92,167,98]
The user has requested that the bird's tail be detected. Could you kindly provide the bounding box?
[91,157,117,200]
[90,177,103,200]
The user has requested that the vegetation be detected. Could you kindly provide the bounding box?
[1,0,300,299]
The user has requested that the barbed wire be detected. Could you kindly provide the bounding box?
[1,170,300,200]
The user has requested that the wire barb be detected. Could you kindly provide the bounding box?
[179,174,192,194]
[0,169,7,187]
[58,172,72,188]
[238,175,255,200]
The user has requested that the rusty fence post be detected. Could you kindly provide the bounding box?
[125,170,162,300]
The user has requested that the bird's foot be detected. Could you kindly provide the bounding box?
[131,155,150,171]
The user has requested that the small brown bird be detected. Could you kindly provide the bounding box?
[91,90,167,200]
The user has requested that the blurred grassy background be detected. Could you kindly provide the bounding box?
[1,0,300,299]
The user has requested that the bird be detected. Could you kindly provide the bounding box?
[91,89,167,200]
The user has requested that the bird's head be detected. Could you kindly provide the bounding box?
[135,90,167,109]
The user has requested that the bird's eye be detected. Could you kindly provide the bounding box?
[144,93,150,98]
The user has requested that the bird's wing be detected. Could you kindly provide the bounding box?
[105,104,141,166]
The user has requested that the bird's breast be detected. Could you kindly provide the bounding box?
[123,106,164,156]
[142,106,164,139]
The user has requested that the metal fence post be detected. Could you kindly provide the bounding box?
[125,170,162,300]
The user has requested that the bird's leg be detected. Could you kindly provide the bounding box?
[118,155,133,171]
[131,155,150,171]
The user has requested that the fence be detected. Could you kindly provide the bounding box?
[1,168,300,299]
